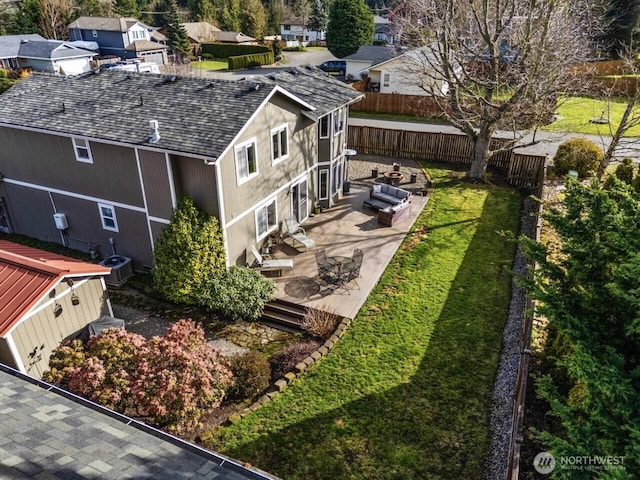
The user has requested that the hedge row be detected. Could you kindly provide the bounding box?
[228,52,274,70]
[201,43,270,59]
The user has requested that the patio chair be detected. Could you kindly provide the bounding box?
[282,216,316,251]
[250,245,294,275]
[344,248,364,289]
[315,247,336,284]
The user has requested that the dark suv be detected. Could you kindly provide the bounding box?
[317,60,346,75]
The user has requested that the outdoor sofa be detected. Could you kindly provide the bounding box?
[370,183,411,205]
[364,183,412,226]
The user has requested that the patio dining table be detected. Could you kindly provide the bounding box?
[326,255,354,286]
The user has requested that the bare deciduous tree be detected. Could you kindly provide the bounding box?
[39,0,73,40]
[399,0,604,179]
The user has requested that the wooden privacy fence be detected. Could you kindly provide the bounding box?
[350,92,447,117]
[348,125,546,189]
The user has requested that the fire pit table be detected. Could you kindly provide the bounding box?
[384,171,403,186]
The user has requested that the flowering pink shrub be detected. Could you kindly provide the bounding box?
[42,320,232,434]
[131,320,232,432]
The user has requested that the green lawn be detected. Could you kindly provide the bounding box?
[204,165,522,479]
[190,59,228,71]
[543,96,640,136]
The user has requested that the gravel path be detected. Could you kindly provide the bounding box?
[484,195,539,480]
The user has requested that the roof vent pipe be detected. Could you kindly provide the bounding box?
[149,119,160,143]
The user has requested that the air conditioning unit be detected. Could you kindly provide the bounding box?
[99,255,133,286]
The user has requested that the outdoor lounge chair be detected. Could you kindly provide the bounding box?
[282,217,316,251]
[250,245,294,275]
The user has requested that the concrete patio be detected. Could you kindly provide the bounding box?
[267,156,431,319]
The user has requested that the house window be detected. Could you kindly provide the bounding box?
[131,29,146,40]
[92,30,97,37]
[255,198,277,240]
[284,25,291,31]
[235,138,258,184]
[333,108,344,135]
[72,138,93,163]
[98,203,118,232]
[383,73,390,87]
[271,124,289,164]
[319,169,329,200]
[319,115,329,138]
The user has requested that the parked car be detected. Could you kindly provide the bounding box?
[317,60,346,75]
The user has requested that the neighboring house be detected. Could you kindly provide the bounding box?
[0,33,46,69]
[280,17,325,45]
[16,40,96,75]
[0,68,362,270]
[213,31,255,45]
[0,240,112,378]
[178,22,221,56]
[373,15,395,45]
[366,48,450,96]
[344,45,404,80]
[68,16,168,65]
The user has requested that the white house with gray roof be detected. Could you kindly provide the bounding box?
[0,67,362,269]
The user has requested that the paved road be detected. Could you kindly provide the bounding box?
[348,117,640,161]
[191,48,339,80]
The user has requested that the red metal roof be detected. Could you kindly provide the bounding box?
[0,241,111,337]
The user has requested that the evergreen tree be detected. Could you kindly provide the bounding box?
[521,179,640,477]
[188,0,214,22]
[113,0,141,18]
[240,0,266,38]
[10,0,41,35]
[307,0,327,33]
[264,0,283,36]
[166,0,191,60]
[601,0,640,57]
[326,0,373,58]
[220,0,240,31]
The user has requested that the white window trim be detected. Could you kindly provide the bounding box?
[318,169,329,200]
[98,203,119,232]
[72,137,93,163]
[333,108,344,136]
[319,115,330,139]
[235,138,259,185]
[270,124,289,165]
[254,197,278,241]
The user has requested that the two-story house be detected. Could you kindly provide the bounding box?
[68,17,167,65]
[280,17,325,46]
[0,68,362,270]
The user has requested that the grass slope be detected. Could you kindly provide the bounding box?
[543,96,640,137]
[190,60,228,71]
[205,165,522,479]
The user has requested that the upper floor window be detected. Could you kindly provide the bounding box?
[130,29,146,40]
[235,138,258,184]
[383,73,390,87]
[271,124,289,164]
[72,137,93,163]
[284,25,291,30]
[255,197,277,240]
[333,108,344,135]
[98,203,118,232]
[319,115,329,139]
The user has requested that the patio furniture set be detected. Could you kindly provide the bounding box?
[315,247,363,294]
[364,183,412,227]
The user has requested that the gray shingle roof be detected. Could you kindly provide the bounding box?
[0,70,290,160]
[17,41,95,60]
[0,69,360,159]
[258,66,364,120]
[0,365,277,479]
[68,16,151,32]
[0,34,46,59]
[125,39,167,51]
[344,45,404,66]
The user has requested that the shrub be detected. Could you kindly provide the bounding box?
[202,53,213,60]
[615,157,634,184]
[198,266,276,321]
[553,138,603,178]
[227,351,271,400]
[282,46,307,52]
[43,320,233,433]
[152,196,226,305]
[301,307,340,339]
[201,43,270,59]
[269,340,320,380]
[228,51,274,70]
